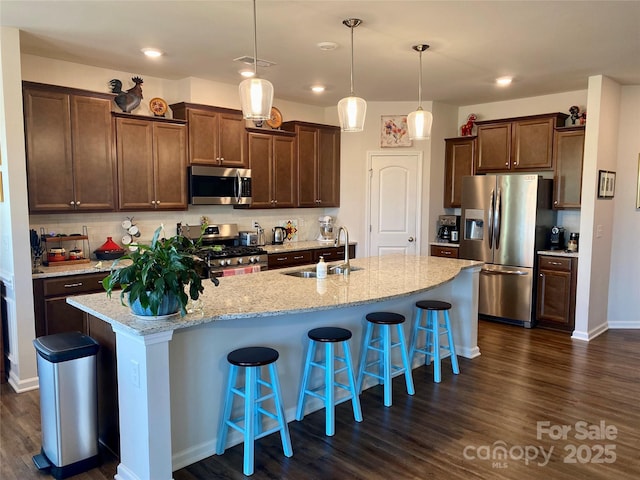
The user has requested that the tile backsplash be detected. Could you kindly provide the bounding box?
[30,206,337,258]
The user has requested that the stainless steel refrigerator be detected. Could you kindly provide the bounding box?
[459,174,554,327]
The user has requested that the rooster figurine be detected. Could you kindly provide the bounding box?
[109,76,144,113]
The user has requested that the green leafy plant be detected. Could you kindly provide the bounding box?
[102,225,217,316]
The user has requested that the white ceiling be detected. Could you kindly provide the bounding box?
[2,1,639,108]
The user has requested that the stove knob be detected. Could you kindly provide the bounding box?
[249,256,257,263]
[237,258,244,264]
[225,259,232,266]
[219,260,227,267]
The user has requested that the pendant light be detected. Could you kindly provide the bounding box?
[407,44,433,140]
[337,18,367,132]
[239,0,273,120]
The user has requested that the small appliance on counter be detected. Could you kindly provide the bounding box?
[550,226,565,250]
[272,226,287,245]
[567,232,579,252]
[239,231,258,246]
[437,215,461,243]
[318,216,335,242]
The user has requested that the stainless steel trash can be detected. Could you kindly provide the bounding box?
[33,332,100,479]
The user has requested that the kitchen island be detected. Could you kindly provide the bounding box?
[68,254,482,480]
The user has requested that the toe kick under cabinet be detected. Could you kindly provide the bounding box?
[535,255,578,332]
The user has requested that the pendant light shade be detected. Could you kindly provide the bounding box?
[407,44,433,140]
[239,0,273,120]
[239,77,274,120]
[337,18,366,132]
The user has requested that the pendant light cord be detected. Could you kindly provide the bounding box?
[252,0,258,76]
[349,24,355,96]
[417,49,423,108]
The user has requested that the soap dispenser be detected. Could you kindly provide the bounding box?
[316,256,327,279]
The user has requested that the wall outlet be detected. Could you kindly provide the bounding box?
[130,360,140,388]
[252,220,260,228]
[596,225,603,238]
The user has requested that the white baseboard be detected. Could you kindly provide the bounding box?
[8,371,39,393]
[608,320,640,329]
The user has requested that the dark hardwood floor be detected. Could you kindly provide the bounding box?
[2,320,639,479]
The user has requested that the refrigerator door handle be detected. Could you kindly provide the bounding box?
[481,268,529,276]
[488,189,495,249]
[494,188,502,250]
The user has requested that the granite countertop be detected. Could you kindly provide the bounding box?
[262,240,356,254]
[537,250,579,258]
[32,259,131,279]
[430,241,460,248]
[33,241,357,279]
[67,254,483,336]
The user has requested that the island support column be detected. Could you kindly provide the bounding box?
[450,265,481,359]
[111,326,174,480]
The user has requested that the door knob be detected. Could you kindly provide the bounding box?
[408,237,414,242]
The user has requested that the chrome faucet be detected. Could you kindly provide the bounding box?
[332,226,350,275]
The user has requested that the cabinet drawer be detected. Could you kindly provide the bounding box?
[538,256,571,272]
[268,251,313,269]
[43,273,107,297]
[430,245,459,258]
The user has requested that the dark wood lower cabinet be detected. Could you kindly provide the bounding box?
[430,245,460,258]
[88,315,119,457]
[33,273,119,456]
[536,255,577,332]
[268,246,356,270]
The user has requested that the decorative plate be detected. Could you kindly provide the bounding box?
[149,97,168,117]
[266,106,283,128]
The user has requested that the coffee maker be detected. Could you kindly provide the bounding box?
[437,215,461,243]
[549,226,565,250]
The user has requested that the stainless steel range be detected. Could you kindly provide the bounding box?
[177,223,268,278]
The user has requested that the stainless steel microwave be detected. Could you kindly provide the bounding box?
[188,166,252,205]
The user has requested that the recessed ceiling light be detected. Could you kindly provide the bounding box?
[311,85,325,93]
[141,48,163,58]
[239,69,256,78]
[317,42,338,51]
[496,76,513,86]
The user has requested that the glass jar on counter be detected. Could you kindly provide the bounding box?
[567,233,579,252]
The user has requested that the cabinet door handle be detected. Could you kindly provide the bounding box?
[443,251,451,255]
[293,255,304,260]
[276,257,287,261]
[69,200,75,206]
[549,261,562,265]
[64,282,83,288]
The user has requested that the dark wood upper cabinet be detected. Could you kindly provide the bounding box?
[553,126,585,209]
[475,113,568,173]
[170,102,247,168]
[444,136,476,208]
[114,114,187,211]
[23,82,116,213]
[246,130,296,209]
[282,121,340,207]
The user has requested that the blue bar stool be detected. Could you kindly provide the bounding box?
[409,300,460,383]
[296,327,363,436]
[356,312,415,407]
[216,346,293,476]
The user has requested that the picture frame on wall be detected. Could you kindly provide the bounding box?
[380,115,412,148]
[598,170,616,199]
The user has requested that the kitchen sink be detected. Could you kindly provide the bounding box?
[284,266,362,278]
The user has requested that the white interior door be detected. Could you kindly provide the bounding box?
[367,152,422,256]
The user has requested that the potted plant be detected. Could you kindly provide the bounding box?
[102,225,218,317]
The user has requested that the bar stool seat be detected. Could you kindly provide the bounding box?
[217,346,293,476]
[356,312,415,407]
[409,300,460,383]
[296,327,362,436]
